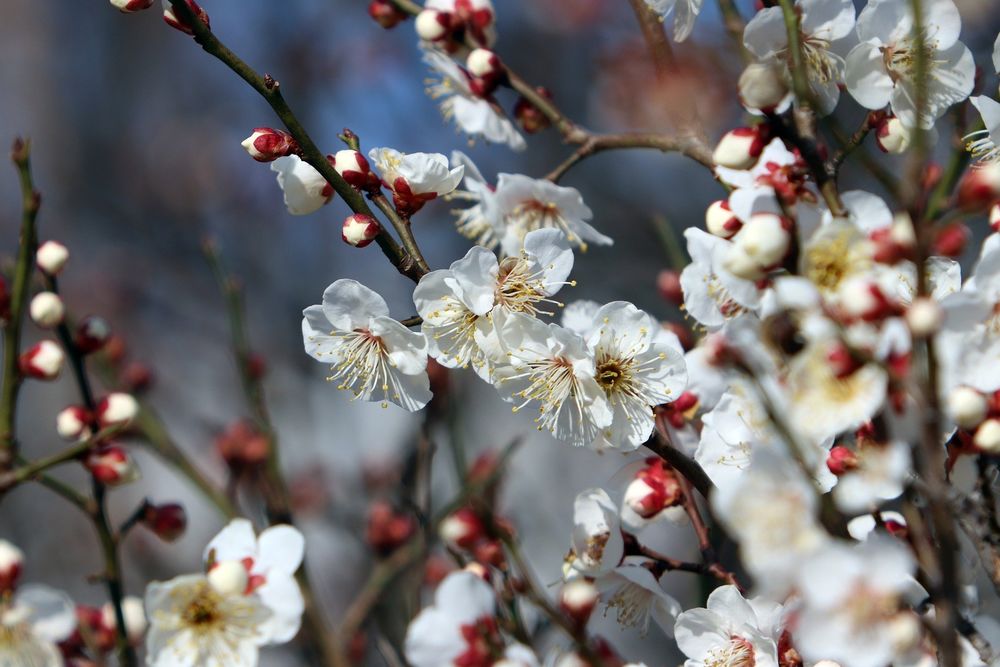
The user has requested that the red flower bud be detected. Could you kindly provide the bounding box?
[143,502,187,542]
[162,0,210,35]
[20,340,64,380]
[75,316,112,354]
[368,0,408,29]
[241,128,298,163]
[365,501,416,556]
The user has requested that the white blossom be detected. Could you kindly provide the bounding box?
[270,155,332,216]
[0,585,76,667]
[642,0,703,42]
[675,585,780,667]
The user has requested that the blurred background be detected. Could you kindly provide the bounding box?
[0,0,997,664]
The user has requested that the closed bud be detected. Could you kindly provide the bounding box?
[513,88,552,134]
[110,0,154,12]
[342,214,381,248]
[101,597,146,645]
[722,243,764,281]
[932,222,969,258]
[36,241,69,276]
[991,203,1000,233]
[439,507,485,550]
[415,9,450,41]
[826,445,859,475]
[97,392,139,428]
[656,270,684,306]
[241,128,297,163]
[208,560,249,596]
[623,458,683,519]
[735,213,789,269]
[738,62,788,112]
[20,340,64,380]
[713,127,768,170]
[905,297,942,338]
[57,406,92,441]
[122,361,155,394]
[29,292,64,329]
[560,579,599,625]
[0,540,24,593]
[838,276,897,322]
[142,502,187,542]
[466,48,501,78]
[365,501,416,555]
[974,418,1000,453]
[215,420,270,469]
[162,0,209,35]
[956,163,1000,212]
[85,445,140,486]
[333,150,378,190]
[948,386,988,430]
[875,117,911,154]
[705,200,741,239]
[368,0,408,29]
[75,316,112,354]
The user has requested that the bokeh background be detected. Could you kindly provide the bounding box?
[1,0,998,664]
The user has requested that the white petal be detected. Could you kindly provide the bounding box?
[845,41,894,110]
[204,518,257,564]
[322,279,390,331]
[255,525,305,575]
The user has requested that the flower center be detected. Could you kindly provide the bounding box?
[881,35,938,83]
[803,229,866,294]
[605,578,655,635]
[800,35,837,84]
[179,585,224,630]
[495,256,568,316]
[326,329,399,408]
[705,636,756,667]
[508,199,586,250]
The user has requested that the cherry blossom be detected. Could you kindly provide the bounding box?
[674,585,780,667]
[0,584,76,667]
[368,147,464,215]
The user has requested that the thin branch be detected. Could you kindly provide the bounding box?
[547,132,713,183]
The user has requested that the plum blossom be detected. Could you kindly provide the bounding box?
[270,155,333,216]
[413,228,574,380]
[404,570,537,667]
[368,147,464,215]
[965,96,1000,166]
[303,279,431,411]
[845,0,975,129]
[642,0,703,42]
[674,585,781,667]
[0,584,76,667]
[424,49,526,151]
[743,0,856,115]
[597,565,682,637]
[567,488,625,577]
[831,439,911,513]
[679,228,761,329]
[448,151,502,248]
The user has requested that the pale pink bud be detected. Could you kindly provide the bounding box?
[75,316,111,354]
[0,540,24,593]
[415,9,450,41]
[827,446,859,475]
[19,340,64,380]
[560,579,599,625]
[956,163,1000,212]
[975,419,1000,453]
[85,445,140,485]
[439,507,484,550]
[97,392,139,428]
[36,241,69,276]
[875,117,911,154]
[738,62,788,112]
[110,0,154,12]
[241,128,297,163]
[905,297,942,338]
[162,0,209,35]
[342,214,381,248]
[466,48,501,78]
[712,127,767,170]
[705,200,741,239]
[948,387,988,430]
[333,150,377,189]
[722,243,764,281]
[57,406,92,441]
[29,292,64,329]
[208,560,249,596]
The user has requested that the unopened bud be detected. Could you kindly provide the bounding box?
[342,214,381,248]
[875,117,911,154]
[713,127,768,170]
[623,458,683,519]
[97,392,139,428]
[29,292,64,329]
[368,0,408,29]
[905,297,942,338]
[333,150,377,189]
[513,88,552,134]
[735,213,789,269]
[722,243,764,281]
[932,222,969,258]
[415,9,450,41]
[560,579,599,624]
[162,0,210,35]
[19,340,64,380]
[216,420,270,469]
[241,128,297,163]
[656,270,684,306]
[365,501,416,555]
[439,507,484,550]
[826,445,859,475]
[101,597,147,645]
[738,62,788,112]
[466,48,501,78]
[948,386,988,430]
[956,163,1000,212]
[0,540,24,593]
[208,560,249,596]
[142,503,187,542]
[36,241,69,276]
[705,200,741,239]
[85,445,140,486]
[75,316,112,354]
[991,203,1000,233]
[838,276,896,322]
[110,0,154,12]
[122,362,155,394]
[974,418,1000,453]
[57,406,91,441]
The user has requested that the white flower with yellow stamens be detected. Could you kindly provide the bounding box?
[447,151,502,249]
[303,279,431,412]
[0,585,76,667]
[680,228,761,330]
[596,565,682,637]
[568,488,625,577]
[675,585,781,667]
[965,96,1000,167]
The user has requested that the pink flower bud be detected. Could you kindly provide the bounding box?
[712,127,768,170]
[162,0,209,35]
[0,276,9,322]
[0,540,24,593]
[143,502,187,542]
[956,163,1000,212]
[57,405,92,441]
[656,270,683,306]
[826,445,859,475]
[368,0,408,28]
[97,392,139,428]
[122,362,155,394]
[110,0,154,12]
[341,214,381,248]
[975,418,1000,454]
[738,62,788,112]
[36,240,69,276]
[366,501,416,556]
[333,150,378,189]
[560,579,598,625]
[29,292,64,329]
[241,128,297,163]
[705,200,741,239]
[75,316,112,354]
[85,445,140,486]
[838,276,898,323]
[932,222,969,258]
[513,88,552,134]
[905,297,942,338]
[439,507,484,550]
[875,117,911,154]
[19,340,64,380]
[466,48,501,78]
[623,458,683,519]
[948,386,988,430]
[215,420,270,469]
[415,9,451,41]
